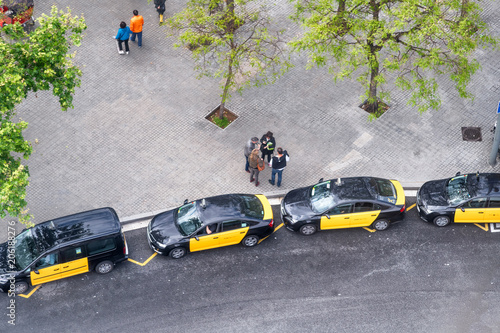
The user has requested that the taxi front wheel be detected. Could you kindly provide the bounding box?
[242,235,259,247]
[299,224,317,235]
[372,219,390,231]
[433,215,451,227]
[15,281,29,294]
[169,247,187,259]
[95,260,114,274]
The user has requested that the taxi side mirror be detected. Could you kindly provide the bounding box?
[460,206,465,212]
[322,214,330,219]
[184,199,188,204]
[34,270,39,274]
[194,236,199,241]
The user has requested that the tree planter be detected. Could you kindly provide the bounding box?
[205,105,238,129]
[359,99,389,119]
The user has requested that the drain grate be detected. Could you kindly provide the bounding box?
[461,127,482,141]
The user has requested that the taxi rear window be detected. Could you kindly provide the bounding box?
[240,195,264,219]
[370,178,397,204]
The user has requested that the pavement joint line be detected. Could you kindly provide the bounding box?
[18,284,41,299]
[127,252,158,266]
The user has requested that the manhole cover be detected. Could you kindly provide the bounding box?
[461,127,482,142]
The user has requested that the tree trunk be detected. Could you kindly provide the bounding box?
[219,56,233,119]
[366,0,380,114]
[218,0,236,119]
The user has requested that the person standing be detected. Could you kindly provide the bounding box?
[114,22,131,55]
[130,10,144,47]
[244,137,260,173]
[268,147,289,187]
[248,149,263,187]
[154,0,166,24]
[260,131,275,164]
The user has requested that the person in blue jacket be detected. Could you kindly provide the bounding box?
[114,21,131,54]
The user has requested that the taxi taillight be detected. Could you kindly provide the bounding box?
[400,205,406,212]
[268,219,274,228]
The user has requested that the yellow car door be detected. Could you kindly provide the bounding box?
[454,198,487,223]
[350,202,381,227]
[320,204,352,230]
[485,197,500,223]
[189,223,220,252]
[30,252,61,286]
[218,221,249,247]
[60,246,89,279]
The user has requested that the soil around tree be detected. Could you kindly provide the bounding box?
[359,99,389,118]
[205,106,238,129]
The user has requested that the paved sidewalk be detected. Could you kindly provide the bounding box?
[2,0,500,236]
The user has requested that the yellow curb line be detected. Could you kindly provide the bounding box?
[259,223,284,244]
[473,223,489,232]
[128,252,158,266]
[18,284,41,299]
[406,203,416,211]
[363,227,376,233]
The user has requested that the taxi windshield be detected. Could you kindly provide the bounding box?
[15,229,39,271]
[310,181,336,213]
[175,202,202,236]
[446,175,471,205]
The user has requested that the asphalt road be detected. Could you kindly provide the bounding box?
[2,199,500,333]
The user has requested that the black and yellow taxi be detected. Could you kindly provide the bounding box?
[0,208,128,294]
[147,194,274,259]
[281,177,406,235]
[417,172,500,227]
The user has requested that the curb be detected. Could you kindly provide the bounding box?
[120,182,424,226]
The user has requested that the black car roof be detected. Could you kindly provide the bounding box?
[330,177,377,201]
[199,194,259,224]
[467,173,500,197]
[31,207,121,253]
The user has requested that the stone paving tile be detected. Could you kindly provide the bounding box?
[2,0,500,238]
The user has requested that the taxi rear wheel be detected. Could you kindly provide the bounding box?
[15,281,29,294]
[242,235,259,247]
[95,260,114,274]
[169,247,186,259]
[372,219,390,231]
[433,215,451,227]
[299,224,317,236]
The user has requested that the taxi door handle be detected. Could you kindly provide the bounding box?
[213,237,218,239]
[478,212,484,214]
[371,214,377,216]
[54,268,59,271]
[240,231,245,234]
[344,217,350,219]
[63,266,69,269]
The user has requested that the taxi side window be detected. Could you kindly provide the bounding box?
[35,253,59,269]
[329,204,352,215]
[488,198,500,208]
[61,246,86,262]
[222,220,243,231]
[87,238,116,256]
[464,198,487,208]
[198,223,218,235]
[354,202,374,212]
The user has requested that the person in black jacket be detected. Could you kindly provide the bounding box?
[260,131,276,164]
[268,147,289,187]
[154,0,166,23]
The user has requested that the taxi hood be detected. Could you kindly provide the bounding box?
[419,179,449,207]
[149,209,183,244]
[283,187,317,220]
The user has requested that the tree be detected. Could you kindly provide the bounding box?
[290,0,498,118]
[0,5,86,224]
[168,0,291,119]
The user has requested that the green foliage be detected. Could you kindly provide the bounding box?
[0,6,86,224]
[290,0,498,117]
[167,0,291,115]
[212,115,230,128]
